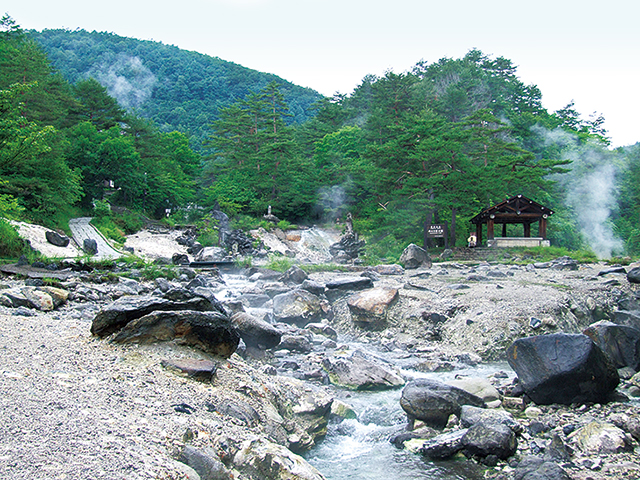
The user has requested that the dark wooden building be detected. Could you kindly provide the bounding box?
[470,195,553,247]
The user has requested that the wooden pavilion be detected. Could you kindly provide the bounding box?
[470,195,553,247]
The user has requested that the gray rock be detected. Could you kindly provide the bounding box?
[325,277,373,292]
[83,238,98,255]
[399,243,432,269]
[419,429,467,459]
[179,445,232,480]
[280,266,308,285]
[278,334,312,353]
[231,312,281,350]
[514,456,571,480]
[627,266,640,284]
[112,310,240,358]
[300,279,325,296]
[272,289,327,326]
[460,405,522,433]
[161,358,218,382]
[322,350,404,390]
[461,421,517,459]
[400,378,485,429]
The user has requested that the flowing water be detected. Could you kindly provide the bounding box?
[214,260,515,480]
[304,363,511,480]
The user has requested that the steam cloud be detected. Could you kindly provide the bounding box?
[317,184,350,222]
[534,125,622,258]
[89,55,157,109]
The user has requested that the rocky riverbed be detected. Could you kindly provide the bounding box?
[2,225,640,479]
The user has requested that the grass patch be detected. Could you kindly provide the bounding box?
[300,263,349,273]
[264,254,295,272]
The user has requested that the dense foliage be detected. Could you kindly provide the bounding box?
[2,15,639,260]
[30,28,323,150]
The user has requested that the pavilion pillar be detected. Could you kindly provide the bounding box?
[501,223,507,237]
[476,223,482,246]
[524,222,531,238]
[487,219,495,240]
[539,217,547,239]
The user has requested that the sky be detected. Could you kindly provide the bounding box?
[3,0,639,147]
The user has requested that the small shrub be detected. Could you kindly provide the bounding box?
[0,219,27,258]
[265,254,294,272]
[140,264,178,281]
[234,256,253,268]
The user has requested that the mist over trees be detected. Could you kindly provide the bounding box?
[2,16,639,259]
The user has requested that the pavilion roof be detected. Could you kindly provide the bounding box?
[470,195,554,225]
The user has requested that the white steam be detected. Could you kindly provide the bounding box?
[89,55,157,109]
[534,125,622,258]
[317,184,349,221]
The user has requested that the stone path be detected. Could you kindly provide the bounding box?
[68,217,122,259]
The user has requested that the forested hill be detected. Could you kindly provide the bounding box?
[30,29,323,149]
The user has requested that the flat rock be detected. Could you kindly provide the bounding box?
[161,358,218,382]
[322,350,404,390]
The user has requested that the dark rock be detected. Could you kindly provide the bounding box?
[230,312,281,350]
[506,333,619,405]
[91,294,216,337]
[420,429,467,459]
[598,266,627,276]
[514,456,571,480]
[179,445,232,480]
[330,233,365,261]
[161,358,218,382]
[83,238,98,255]
[239,293,271,309]
[627,266,640,284]
[112,310,240,358]
[399,243,432,269]
[370,264,405,275]
[325,277,373,292]
[16,255,29,266]
[400,378,486,429]
[583,320,640,370]
[549,256,578,271]
[187,242,203,256]
[45,230,70,247]
[462,422,517,459]
[172,253,190,265]
[213,399,260,426]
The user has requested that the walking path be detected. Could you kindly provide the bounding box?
[68,217,122,259]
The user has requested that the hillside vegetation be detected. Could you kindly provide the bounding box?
[2,15,640,261]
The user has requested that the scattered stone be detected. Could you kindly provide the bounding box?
[419,429,467,459]
[272,289,328,326]
[83,238,98,255]
[347,287,398,328]
[583,320,640,370]
[399,243,432,269]
[280,266,308,285]
[178,445,232,480]
[322,350,404,390]
[231,312,282,350]
[514,456,571,480]
[569,420,631,455]
[45,230,70,247]
[461,422,517,459]
[161,358,218,382]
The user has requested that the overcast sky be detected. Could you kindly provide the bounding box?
[4,0,639,147]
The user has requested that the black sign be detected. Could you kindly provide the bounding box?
[425,224,446,238]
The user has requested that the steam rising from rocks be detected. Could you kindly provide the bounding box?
[534,126,622,258]
[89,55,157,109]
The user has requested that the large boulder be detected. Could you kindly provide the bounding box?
[91,294,216,337]
[506,333,619,405]
[231,312,281,350]
[627,266,640,284]
[280,266,308,285]
[83,238,98,255]
[322,350,404,390]
[568,420,632,455]
[45,230,70,247]
[514,456,571,480]
[347,287,398,328]
[399,243,432,269]
[459,405,522,433]
[400,378,486,429]
[583,320,640,370]
[112,310,240,358]
[419,430,467,459]
[272,289,328,326]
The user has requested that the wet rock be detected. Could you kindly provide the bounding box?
[239,293,271,309]
[179,445,232,480]
[112,310,240,358]
[400,378,485,429]
[272,289,328,326]
[568,420,631,454]
[172,253,190,265]
[196,247,228,262]
[514,456,571,480]
[462,422,517,460]
[300,280,325,297]
[506,333,619,405]
[325,277,373,293]
[231,312,281,350]
[347,287,398,328]
[91,293,218,337]
[45,230,70,247]
[419,429,467,459]
[598,266,627,276]
[583,320,640,370]
[399,243,431,269]
[278,334,313,353]
[322,350,404,390]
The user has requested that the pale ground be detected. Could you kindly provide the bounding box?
[11,221,82,258]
